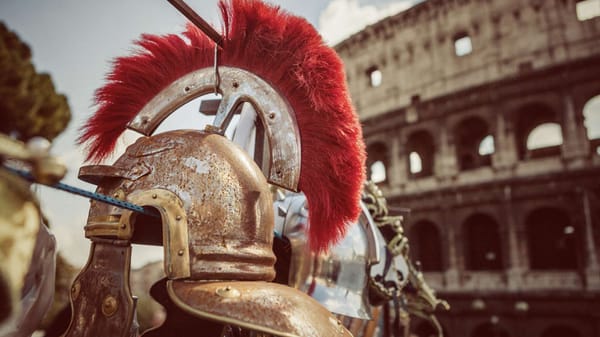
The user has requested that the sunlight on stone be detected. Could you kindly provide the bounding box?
[479,135,495,155]
[583,95,600,139]
[409,151,423,173]
[576,0,600,21]
[370,160,386,183]
[454,35,472,56]
[526,123,563,150]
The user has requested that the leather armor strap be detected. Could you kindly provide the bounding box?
[64,237,136,337]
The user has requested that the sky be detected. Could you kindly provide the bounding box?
[0,0,420,268]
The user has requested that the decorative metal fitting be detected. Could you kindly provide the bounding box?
[101,295,118,317]
[216,286,241,298]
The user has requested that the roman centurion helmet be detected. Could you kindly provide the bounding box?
[64,0,366,336]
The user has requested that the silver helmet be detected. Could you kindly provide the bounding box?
[274,191,382,320]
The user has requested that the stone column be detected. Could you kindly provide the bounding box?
[492,111,518,174]
[435,121,458,181]
[561,92,590,167]
[443,204,460,290]
[388,134,408,188]
[503,186,524,290]
[582,189,600,290]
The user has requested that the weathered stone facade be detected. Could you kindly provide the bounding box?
[336,0,600,336]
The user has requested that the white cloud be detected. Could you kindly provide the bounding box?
[318,0,417,45]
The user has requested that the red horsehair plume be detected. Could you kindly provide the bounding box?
[79,0,366,252]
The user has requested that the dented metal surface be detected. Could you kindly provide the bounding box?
[126,67,301,192]
[71,128,354,336]
[274,192,381,320]
[63,238,135,337]
[82,130,276,282]
[168,280,353,337]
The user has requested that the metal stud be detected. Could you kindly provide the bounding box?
[216,286,241,298]
[101,295,118,317]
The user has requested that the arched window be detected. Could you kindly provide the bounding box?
[541,324,581,337]
[409,151,423,174]
[479,135,495,156]
[526,123,563,150]
[526,208,579,270]
[367,142,389,184]
[407,130,435,178]
[370,160,386,183]
[471,322,510,337]
[583,94,600,155]
[410,220,443,272]
[515,103,562,159]
[454,32,473,56]
[455,116,493,170]
[366,66,382,87]
[463,213,503,271]
[576,0,600,21]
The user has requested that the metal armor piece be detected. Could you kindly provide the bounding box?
[167,280,352,337]
[362,181,449,337]
[80,130,276,282]
[0,169,40,333]
[0,135,60,336]
[274,192,380,320]
[64,238,135,337]
[127,67,301,192]
[70,130,352,337]
[4,224,56,337]
[368,226,409,304]
[361,181,410,304]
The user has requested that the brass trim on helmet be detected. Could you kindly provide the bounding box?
[79,164,151,185]
[123,189,191,279]
[126,66,301,192]
[85,215,133,240]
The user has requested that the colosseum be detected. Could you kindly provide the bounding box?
[335,0,600,336]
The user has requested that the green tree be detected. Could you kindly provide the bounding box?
[0,22,70,141]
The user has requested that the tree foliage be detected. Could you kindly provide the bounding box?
[0,22,70,142]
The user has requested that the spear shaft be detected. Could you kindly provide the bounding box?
[167,0,224,47]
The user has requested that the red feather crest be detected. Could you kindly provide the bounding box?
[80,0,366,252]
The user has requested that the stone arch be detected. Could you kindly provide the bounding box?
[365,65,382,88]
[409,219,444,272]
[406,129,435,178]
[514,102,563,159]
[540,324,581,337]
[454,115,493,171]
[525,207,579,270]
[366,141,389,184]
[463,213,504,271]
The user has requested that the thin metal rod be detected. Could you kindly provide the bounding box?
[167,0,224,47]
[5,166,159,218]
